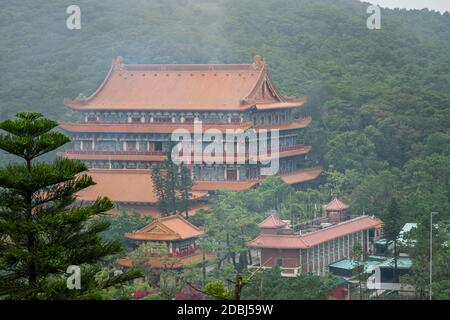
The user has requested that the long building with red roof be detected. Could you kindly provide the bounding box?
[61,55,322,213]
[247,211,383,277]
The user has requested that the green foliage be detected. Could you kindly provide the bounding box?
[1,0,450,299]
[402,214,450,299]
[100,212,153,251]
[204,280,233,300]
[241,267,338,300]
[324,131,383,173]
[0,113,141,299]
[151,147,193,216]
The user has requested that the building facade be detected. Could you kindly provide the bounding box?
[60,56,322,205]
[247,212,383,277]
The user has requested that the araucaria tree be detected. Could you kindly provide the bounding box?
[383,198,402,284]
[0,113,140,299]
[151,145,193,217]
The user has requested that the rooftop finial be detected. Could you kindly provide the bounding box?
[113,56,125,70]
[253,55,264,70]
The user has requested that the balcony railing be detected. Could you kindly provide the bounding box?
[248,264,302,277]
[82,120,246,126]
[63,150,165,156]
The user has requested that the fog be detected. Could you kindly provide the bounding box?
[361,0,450,13]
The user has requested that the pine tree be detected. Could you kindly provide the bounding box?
[384,198,402,284]
[151,143,193,217]
[0,112,141,299]
[179,165,193,218]
[350,243,365,300]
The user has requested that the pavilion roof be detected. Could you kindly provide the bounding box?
[278,167,322,185]
[246,215,383,249]
[64,55,306,112]
[124,214,205,241]
[325,196,350,212]
[258,214,287,229]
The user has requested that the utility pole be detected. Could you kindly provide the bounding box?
[430,212,438,300]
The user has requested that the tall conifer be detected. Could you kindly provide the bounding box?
[0,113,140,299]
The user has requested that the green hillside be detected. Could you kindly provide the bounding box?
[0,0,449,219]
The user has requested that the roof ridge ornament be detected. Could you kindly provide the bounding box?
[113,56,125,71]
[252,55,264,70]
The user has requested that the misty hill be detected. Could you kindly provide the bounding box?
[1,0,449,218]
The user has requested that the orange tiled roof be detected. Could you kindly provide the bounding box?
[107,202,209,218]
[253,100,306,111]
[258,214,287,229]
[124,214,205,241]
[325,196,350,211]
[193,179,260,191]
[59,122,253,134]
[256,146,311,162]
[76,169,207,204]
[75,168,322,204]
[59,146,311,164]
[64,56,306,112]
[279,167,322,185]
[246,215,383,249]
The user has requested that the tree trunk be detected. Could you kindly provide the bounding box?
[394,240,398,283]
[26,158,37,288]
[202,251,206,288]
[231,252,238,270]
[239,251,248,271]
[233,275,244,300]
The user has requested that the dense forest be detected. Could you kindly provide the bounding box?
[1,0,448,213]
[0,0,449,299]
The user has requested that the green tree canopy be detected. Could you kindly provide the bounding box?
[0,112,141,299]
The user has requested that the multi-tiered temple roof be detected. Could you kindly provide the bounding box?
[63,55,305,111]
[61,56,322,215]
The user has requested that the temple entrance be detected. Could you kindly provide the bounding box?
[226,169,237,181]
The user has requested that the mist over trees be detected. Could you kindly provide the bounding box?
[0,0,449,299]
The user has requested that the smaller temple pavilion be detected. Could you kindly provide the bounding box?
[325,196,350,223]
[117,215,211,269]
[247,211,383,277]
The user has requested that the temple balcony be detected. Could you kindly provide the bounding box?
[247,263,302,277]
[58,150,166,161]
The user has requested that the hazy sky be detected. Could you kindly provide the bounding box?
[361,0,450,13]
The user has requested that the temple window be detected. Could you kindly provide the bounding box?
[126,141,138,152]
[184,116,195,123]
[82,140,93,151]
[131,116,142,123]
[154,116,171,123]
[87,115,97,122]
[230,116,240,123]
[154,141,163,152]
